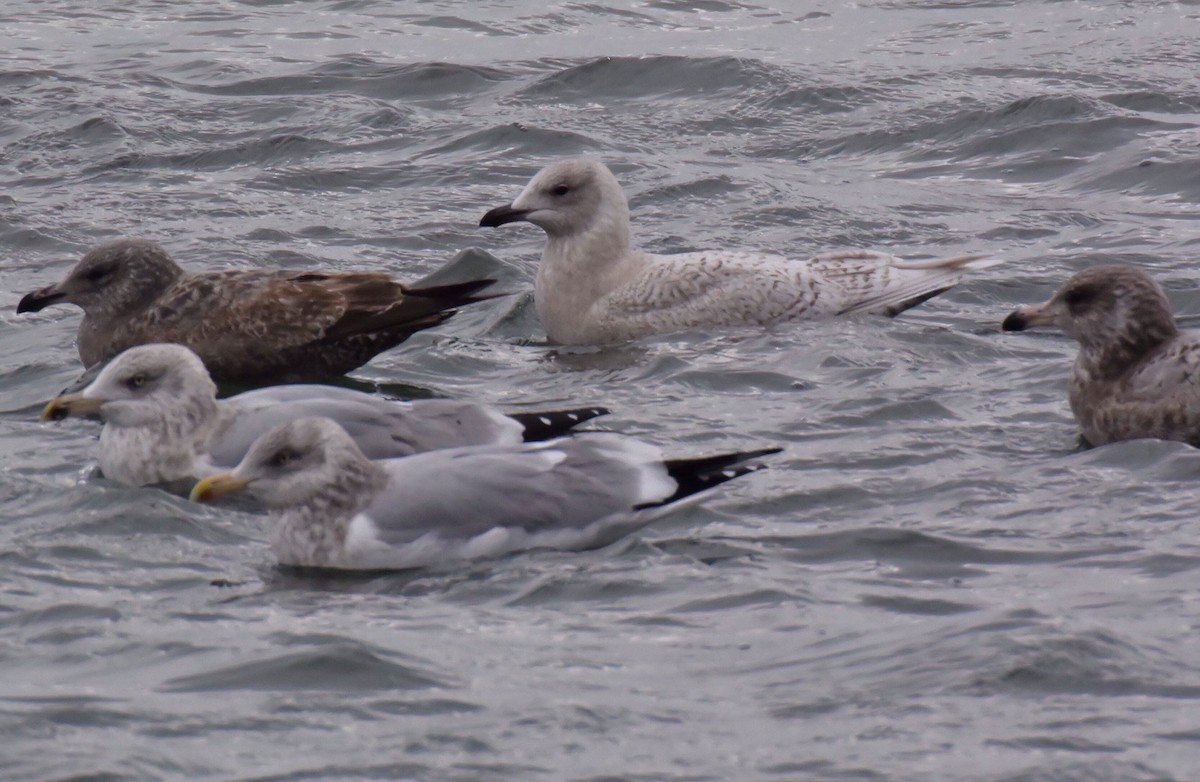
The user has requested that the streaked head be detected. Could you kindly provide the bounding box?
[1002,265,1177,346]
[190,417,372,508]
[479,159,627,239]
[42,343,216,428]
[17,239,186,318]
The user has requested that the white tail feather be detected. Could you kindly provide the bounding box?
[889,253,1000,271]
[837,254,1003,316]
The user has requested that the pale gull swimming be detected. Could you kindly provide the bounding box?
[1001,264,1200,447]
[42,343,608,487]
[190,417,780,570]
[479,158,999,345]
[17,238,499,383]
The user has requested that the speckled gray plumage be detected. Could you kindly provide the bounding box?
[17,238,497,383]
[480,159,999,345]
[212,418,777,570]
[1002,264,1200,446]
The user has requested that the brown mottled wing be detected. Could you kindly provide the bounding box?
[122,270,496,383]
[313,273,498,341]
[133,270,333,348]
[1077,333,1200,445]
[1125,335,1200,401]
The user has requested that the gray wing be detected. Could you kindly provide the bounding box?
[397,398,527,452]
[205,386,524,467]
[362,434,678,547]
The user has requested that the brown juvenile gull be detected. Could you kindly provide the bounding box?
[1001,264,1200,447]
[479,158,1001,345]
[17,238,499,383]
[41,343,609,487]
[190,417,780,570]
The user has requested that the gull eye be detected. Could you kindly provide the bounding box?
[550,183,571,197]
[126,374,149,390]
[83,265,113,283]
[1063,286,1095,311]
[268,448,299,469]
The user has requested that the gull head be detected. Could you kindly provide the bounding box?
[1002,265,1178,364]
[479,158,628,239]
[42,343,217,428]
[18,239,186,318]
[191,417,371,508]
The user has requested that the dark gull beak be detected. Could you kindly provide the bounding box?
[479,203,533,228]
[1001,301,1055,332]
[17,283,67,314]
[1001,310,1029,332]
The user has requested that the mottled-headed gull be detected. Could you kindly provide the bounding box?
[18,238,499,383]
[480,159,998,344]
[42,344,608,486]
[1002,264,1200,446]
[190,417,780,570]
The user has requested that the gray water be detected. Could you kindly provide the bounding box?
[3,1,1200,780]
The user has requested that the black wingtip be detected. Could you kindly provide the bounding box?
[510,406,613,441]
[406,278,503,304]
[320,278,508,343]
[882,286,954,318]
[642,446,781,508]
[729,446,784,462]
[664,446,782,476]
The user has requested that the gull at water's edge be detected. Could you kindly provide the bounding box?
[191,417,780,570]
[481,158,1001,345]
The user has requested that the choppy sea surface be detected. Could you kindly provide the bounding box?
[3,1,1200,780]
